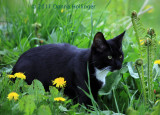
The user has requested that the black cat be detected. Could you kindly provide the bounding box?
[12,31,125,105]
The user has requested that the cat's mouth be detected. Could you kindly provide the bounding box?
[103,66,112,71]
[110,65,122,72]
[101,65,122,72]
[98,65,122,72]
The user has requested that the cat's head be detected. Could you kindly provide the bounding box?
[91,31,125,72]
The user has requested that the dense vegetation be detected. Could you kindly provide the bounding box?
[0,0,160,114]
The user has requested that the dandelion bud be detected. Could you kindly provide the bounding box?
[145,38,152,46]
[154,89,156,94]
[135,59,143,66]
[32,22,42,29]
[131,11,137,18]
[147,28,155,36]
[40,40,44,44]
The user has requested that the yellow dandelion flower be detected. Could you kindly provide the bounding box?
[8,75,16,79]
[140,40,144,45]
[14,72,26,80]
[52,77,66,88]
[54,97,66,101]
[7,92,19,101]
[154,60,160,65]
[155,100,160,105]
[145,5,154,13]
[61,9,64,13]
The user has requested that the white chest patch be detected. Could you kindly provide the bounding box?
[95,67,110,87]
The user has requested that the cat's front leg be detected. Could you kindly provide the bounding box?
[77,87,92,106]
[75,79,92,106]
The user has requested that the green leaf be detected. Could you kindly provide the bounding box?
[126,107,139,115]
[151,103,160,115]
[59,105,68,112]
[101,110,113,115]
[127,62,139,79]
[91,110,113,115]
[28,80,45,102]
[19,95,36,115]
[73,37,90,48]
[48,29,57,43]
[49,86,59,99]
[100,71,121,95]
[18,37,30,52]
[13,79,25,91]
[28,80,45,95]
[37,105,52,115]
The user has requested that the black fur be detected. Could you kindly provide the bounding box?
[12,31,125,105]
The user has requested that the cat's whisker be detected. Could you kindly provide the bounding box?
[96,66,111,75]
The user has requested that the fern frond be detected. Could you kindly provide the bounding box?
[131,11,146,47]
[131,11,157,104]
[146,28,157,101]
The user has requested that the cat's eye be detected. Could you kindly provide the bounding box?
[120,55,122,58]
[108,56,112,59]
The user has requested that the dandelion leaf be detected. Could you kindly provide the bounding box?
[28,80,45,102]
[28,79,45,95]
[37,105,52,115]
[49,86,59,99]
[151,104,160,115]
[59,105,68,112]
[126,107,139,115]
[100,71,121,95]
[19,95,36,115]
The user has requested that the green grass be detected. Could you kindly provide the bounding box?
[0,0,160,114]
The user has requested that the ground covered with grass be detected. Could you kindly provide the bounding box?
[0,0,160,115]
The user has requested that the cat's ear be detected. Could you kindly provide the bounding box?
[113,31,125,45]
[92,32,107,52]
